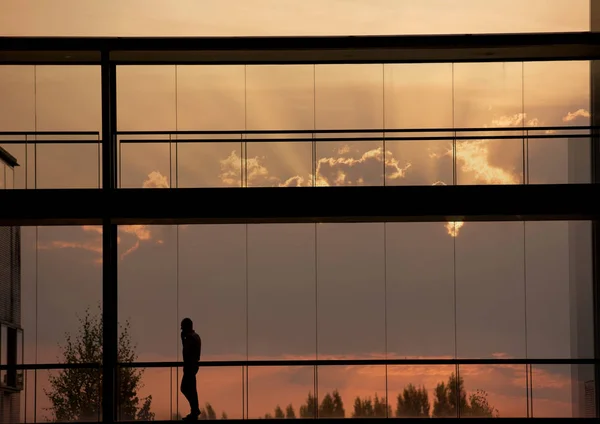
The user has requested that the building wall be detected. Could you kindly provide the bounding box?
[0,226,21,424]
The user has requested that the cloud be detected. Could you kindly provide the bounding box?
[219,146,411,188]
[562,108,590,122]
[42,172,171,263]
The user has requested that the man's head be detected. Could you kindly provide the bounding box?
[181,317,193,334]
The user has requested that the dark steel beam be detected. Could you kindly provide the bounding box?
[0,146,18,167]
[101,50,118,424]
[0,184,598,226]
[0,32,599,64]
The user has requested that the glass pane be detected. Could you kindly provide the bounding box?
[118,225,177,362]
[246,138,312,187]
[117,66,176,132]
[248,366,313,419]
[177,139,243,188]
[532,364,597,418]
[176,65,245,131]
[248,224,316,359]
[117,366,170,421]
[454,63,524,185]
[38,368,102,422]
[119,142,171,188]
[386,223,455,359]
[317,224,385,359]
[0,65,35,131]
[388,364,455,418]
[525,221,594,360]
[459,365,526,417]
[315,138,385,186]
[315,64,383,130]
[34,226,103,364]
[246,65,314,130]
[35,66,101,133]
[178,225,246,361]
[35,143,100,188]
[318,365,387,418]
[524,61,590,184]
[455,222,526,359]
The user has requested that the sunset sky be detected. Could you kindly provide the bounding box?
[0,0,597,421]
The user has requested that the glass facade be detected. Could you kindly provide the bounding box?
[0,2,599,422]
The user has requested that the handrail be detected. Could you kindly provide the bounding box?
[0,131,100,136]
[2,357,598,371]
[116,125,598,136]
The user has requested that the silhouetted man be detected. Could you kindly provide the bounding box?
[180,317,202,421]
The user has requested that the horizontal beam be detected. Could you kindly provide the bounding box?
[0,184,598,226]
[1,32,599,64]
[2,357,596,371]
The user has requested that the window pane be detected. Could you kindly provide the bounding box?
[315,64,383,130]
[35,66,101,132]
[455,222,526,358]
[178,225,246,361]
[176,65,245,131]
[454,63,524,185]
[248,224,316,359]
[117,66,176,132]
[386,223,455,359]
[524,61,590,185]
[118,225,177,362]
[316,224,385,358]
[248,366,313,419]
[246,65,314,130]
[119,142,171,188]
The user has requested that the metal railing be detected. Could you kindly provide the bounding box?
[2,358,598,421]
[0,126,597,190]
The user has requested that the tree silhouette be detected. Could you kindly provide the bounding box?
[352,394,390,418]
[274,405,285,418]
[285,404,296,418]
[199,402,217,420]
[432,373,496,417]
[396,384,430,417]
[299,392,317,418]
[44,305,154,422]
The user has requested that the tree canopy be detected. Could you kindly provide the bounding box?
[44,306,154,422]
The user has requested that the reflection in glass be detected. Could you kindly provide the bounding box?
[119,142,171,188]
[315,139,385,186]
[459,365,526,417]
[117,66,176,132]
[455,222,526,359]
[454,63,524,185]
[36,143,100,189]
[178,225,246,361]
[531,364,596,418]
[248,225,316,359]
[116,366,170,421]
[524,61,590,185]
[177,138,243,188]
[318,366,387,418]
[248,366,313,419]
[386,223,455,359]
[38,368,102,422]
[315,65,383,130]
[176,65,245,131]
[388,365,455,418]
[34,226,103,364]
[246,65,314,131]
[35,66,101,133]
[118,225,177,362]
[0,66,35,131]
[316,224,385,358]
[246,139,312,187]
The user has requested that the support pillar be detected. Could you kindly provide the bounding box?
[101,49,118,423]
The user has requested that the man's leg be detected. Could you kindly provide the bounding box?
[188,372,200,416]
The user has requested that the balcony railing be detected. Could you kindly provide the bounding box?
[0,126,596,190]
[2,358,598,422]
